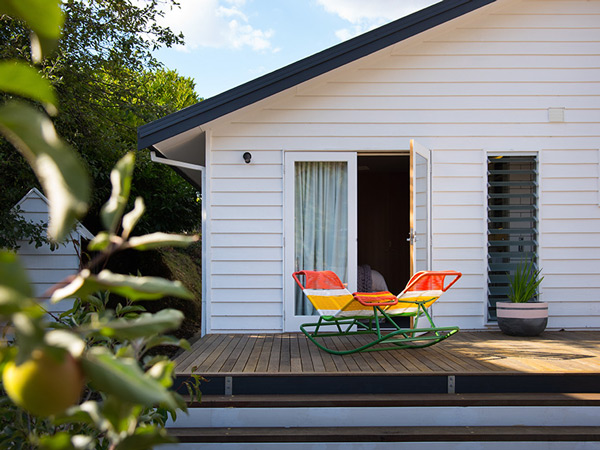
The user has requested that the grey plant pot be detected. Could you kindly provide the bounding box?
[496,302,548,337]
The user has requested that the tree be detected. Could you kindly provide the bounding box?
[0,1,202,448]
[0,0,203,241]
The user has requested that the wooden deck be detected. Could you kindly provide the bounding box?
[173,331,600,396]
[175,330,600,375]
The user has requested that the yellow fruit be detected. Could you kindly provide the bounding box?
[2,349,85,417]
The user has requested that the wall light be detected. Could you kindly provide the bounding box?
[243,152,252,164]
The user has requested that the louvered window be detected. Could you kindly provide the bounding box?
[487,155,538,320]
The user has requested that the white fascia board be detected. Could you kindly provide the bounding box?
[150,151,205,172]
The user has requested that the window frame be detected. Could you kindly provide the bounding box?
[485,152,540,322]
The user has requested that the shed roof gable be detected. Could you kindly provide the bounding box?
[14,188,95,240]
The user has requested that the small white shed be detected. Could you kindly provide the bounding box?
[14,188,94,314]
[138,0,600,334]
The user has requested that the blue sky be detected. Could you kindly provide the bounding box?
[155,0,440,99]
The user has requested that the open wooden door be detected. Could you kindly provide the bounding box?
[409,140,431,275]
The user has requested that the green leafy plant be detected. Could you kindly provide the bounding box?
[507,260,544,303]
[0,152,201,449]
[0,206,51,251]
[1,0,202,241]
[0,1,202,448]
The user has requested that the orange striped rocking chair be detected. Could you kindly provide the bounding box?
[292,270,461,354]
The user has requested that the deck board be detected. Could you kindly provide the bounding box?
[181,333,226,373]
[174,333,219,373]
[231,336,256,373]
[207,334,242,373]
[289,334,302,373]
[259,334,275,373]
[242,334,266,373]
[306,334,326,372]
[176,331,600,376]
[296,332,314,372]
[278,335,291,372]
[197,334,235,373]
[219,334,250,373]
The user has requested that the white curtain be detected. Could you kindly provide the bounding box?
[295,161,348,315]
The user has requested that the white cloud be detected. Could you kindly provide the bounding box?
[160,0,275,52]
[317,0,441,40]
[228,20,274,51]
[335,26,362,42]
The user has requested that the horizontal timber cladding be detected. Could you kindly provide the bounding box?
[15,192,88,315]
[541,148,600,329]
[19,254,80,270]
[205,0,600,332]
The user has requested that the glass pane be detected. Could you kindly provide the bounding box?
[414,153,429,272]
[487,155,538,320]
[294,161,348,315]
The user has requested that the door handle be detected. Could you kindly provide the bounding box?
[407,229,417,245]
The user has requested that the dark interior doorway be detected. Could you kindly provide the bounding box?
[357,155,410,295]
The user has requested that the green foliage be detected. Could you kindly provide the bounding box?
[82,347,180,410]
[0,139,41,247]
[0,206,49,251]
[0,4,202,449]
[0,61,57,110]
[101,152,135,235]
[51,268,194,303]
[0,152,199,448]
[0,100,90,242]
[1,288,196,448]
[0,0,63,61]
[104,242,203,341]
[0,0,62,41]
[0,252,38,319]
[130,153,202,234]
[507,260,544,303]
[0,0,203,243]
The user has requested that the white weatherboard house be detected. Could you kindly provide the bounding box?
[14,188,94,315]
[138,0,600,336]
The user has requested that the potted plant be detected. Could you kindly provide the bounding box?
[497,260,548,336]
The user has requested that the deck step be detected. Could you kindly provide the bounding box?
[190,393,600,409]
[170,397,600,429]
[175,372,600,396]
[166,395,600,447]
[168,426,600,443]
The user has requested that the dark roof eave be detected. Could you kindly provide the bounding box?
[138,0,496,150]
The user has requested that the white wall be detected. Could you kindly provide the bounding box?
[204,0,600,332]
[540,149,600,328]
[15,192,84,315]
